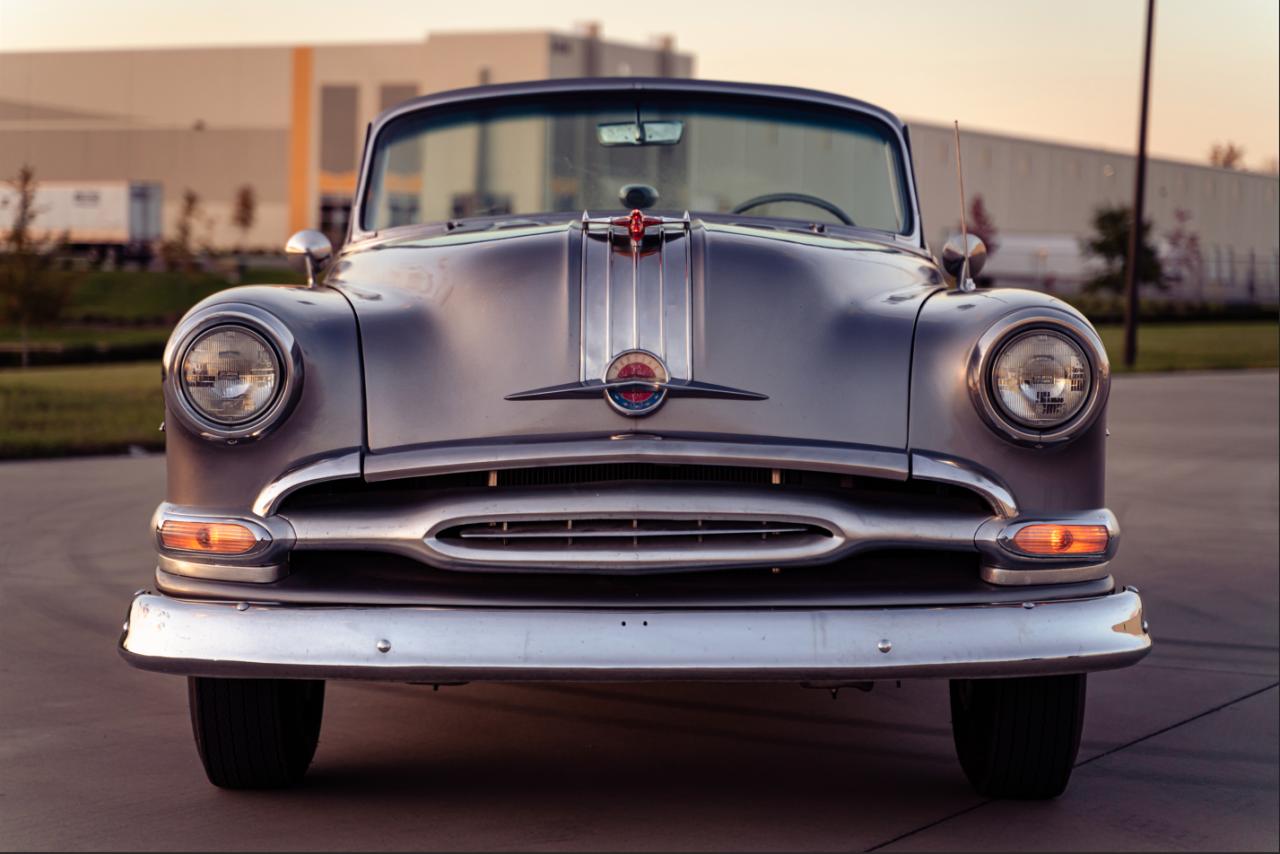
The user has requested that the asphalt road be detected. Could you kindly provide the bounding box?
[1,371,1277,852]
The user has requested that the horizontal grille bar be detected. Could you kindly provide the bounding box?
[281,463,995,520]
[456,519,815,541]
[495,464,781,487]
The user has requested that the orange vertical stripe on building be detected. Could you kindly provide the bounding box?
[288,46,313,235]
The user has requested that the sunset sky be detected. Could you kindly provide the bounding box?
[1,0,1276,169]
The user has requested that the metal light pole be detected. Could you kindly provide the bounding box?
[1123,0,1156,368]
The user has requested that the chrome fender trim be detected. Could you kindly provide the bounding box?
[910,451,1019,518]
[157,554,288,584]
[980,562,1112,586]
[252,449,362,517]
[119,589,1151,682]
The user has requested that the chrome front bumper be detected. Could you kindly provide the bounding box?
[119,589,1150,682]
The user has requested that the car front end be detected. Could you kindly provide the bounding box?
[119,78,1150,796]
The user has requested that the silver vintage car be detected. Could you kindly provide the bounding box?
[120,78,1150,798]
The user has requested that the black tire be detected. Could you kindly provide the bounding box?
[188,677,325,789]
[950,673,1086,799]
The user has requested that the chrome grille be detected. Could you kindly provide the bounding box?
[443,518,830,548]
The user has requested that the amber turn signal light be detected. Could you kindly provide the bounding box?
[160,520,259,555]
[1011,524,1109,556]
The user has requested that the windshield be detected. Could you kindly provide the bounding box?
[361,94,912,234]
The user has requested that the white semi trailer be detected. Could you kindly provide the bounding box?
[0,180,163,261]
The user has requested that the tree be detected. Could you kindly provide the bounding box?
[231,184,256,251]
[962,194,999,258]
[1208,142,1246,170]
[1081,204,1163,294]
[1162,208,1202,296]
[0,165,75,368]
[161,189,202,271]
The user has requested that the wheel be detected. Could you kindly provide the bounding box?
[187,677,324,789]
[950,673,1086,799]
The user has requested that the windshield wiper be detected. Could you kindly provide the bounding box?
[445,217,545,234]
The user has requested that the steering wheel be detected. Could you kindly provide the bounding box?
[731,192,855,226]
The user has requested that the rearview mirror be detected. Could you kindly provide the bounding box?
[597,120,685,147]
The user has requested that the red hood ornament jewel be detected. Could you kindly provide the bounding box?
[612,209,662,243]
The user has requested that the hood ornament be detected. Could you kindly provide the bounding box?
[614,209,663,246]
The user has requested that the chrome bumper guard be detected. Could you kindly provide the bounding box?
[119,589,1150,682]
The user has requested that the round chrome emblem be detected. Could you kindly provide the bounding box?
[604,350,668,416]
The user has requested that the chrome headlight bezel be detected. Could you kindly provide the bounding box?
[163,304,303,442]
[968,309,1110,446]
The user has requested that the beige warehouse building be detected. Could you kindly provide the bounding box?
[909,122,1279,302]
[0,31,1276,301]
[0,28,692,248]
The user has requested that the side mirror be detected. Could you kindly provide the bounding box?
[941,233,987,287]
[285,229,333,287]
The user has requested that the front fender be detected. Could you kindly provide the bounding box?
[909,288,1107,515]
[162,284,363,513]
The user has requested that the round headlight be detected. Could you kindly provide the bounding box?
[180,325,281,425]
[990,330,1091,428]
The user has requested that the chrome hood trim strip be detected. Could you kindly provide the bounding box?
[580,215,694,382]
[363,436,909,483]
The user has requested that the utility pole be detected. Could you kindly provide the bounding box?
[1124,0,1156,368]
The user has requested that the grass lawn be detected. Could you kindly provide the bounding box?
[0,362,163,458]
[0,324,170,348]
[67,267,303,323]
[0,322,1274,459]
[66,271,226,323]
[1096,321,1279,372]
[0,267,304,362]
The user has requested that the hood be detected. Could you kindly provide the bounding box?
[329,219,943,455]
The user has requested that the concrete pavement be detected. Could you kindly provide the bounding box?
[1,371,1276,851]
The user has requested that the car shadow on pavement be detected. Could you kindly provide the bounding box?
[295,681,966,803]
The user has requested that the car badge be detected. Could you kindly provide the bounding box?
[604,350,668,416]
